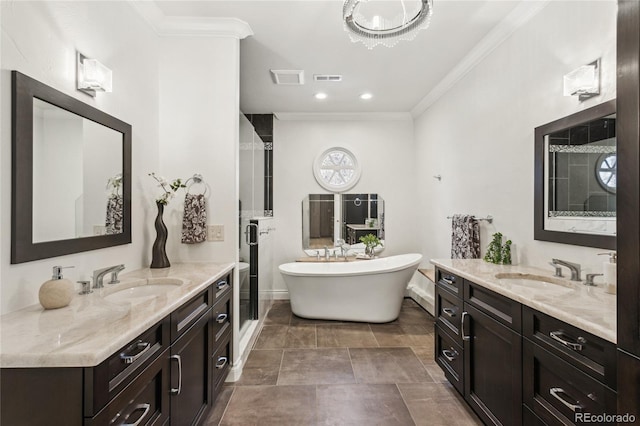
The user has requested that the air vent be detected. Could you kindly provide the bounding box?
[314,74,343,82]
[270,69,305,85]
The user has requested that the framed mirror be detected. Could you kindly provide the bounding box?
[302,193,384,251]
[534,99,616,249]
[11,71,132,263]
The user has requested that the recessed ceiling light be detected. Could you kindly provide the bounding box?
[360,93,373,100]
[314,92,328,100]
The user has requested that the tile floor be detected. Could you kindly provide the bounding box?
[205,299,482,426]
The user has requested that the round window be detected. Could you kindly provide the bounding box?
[596,153,617,193]
[313,147,361,192]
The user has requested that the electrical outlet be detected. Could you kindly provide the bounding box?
[208,224,224,242]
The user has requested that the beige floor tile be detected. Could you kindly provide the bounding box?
[290,314,344,326]
[349,347,432,384]
[316,323,378,348]
[411,346,435,363]
[278,348,356,385]
[401,325,435,347]
[253,326,289,349]
[422,361,448,383]
[233,367,279,386]
[203,386,235,425]
[316,383,415,425]
[370,324,414,347]
[219,385,316,425]
[263,307,292,326]
[244,349,283,369]
[398,382,482,425]
[253,326,316,349]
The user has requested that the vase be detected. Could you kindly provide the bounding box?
[151,201,170,268]
[365,245,375,258]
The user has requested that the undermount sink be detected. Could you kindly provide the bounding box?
[103,278,185,303]
[494,273,576,292]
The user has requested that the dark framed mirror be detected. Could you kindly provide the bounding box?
[534,99,616,249]
[11,71,132,263]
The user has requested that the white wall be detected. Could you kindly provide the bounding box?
[158,36,239,265]
[413,1,617,274]
[1,1,160,314]
[272,117,421,296]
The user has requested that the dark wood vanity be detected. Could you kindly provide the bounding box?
[434,267,617,425]
[1,272,233,426]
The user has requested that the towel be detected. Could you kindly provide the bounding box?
[105,194,123,235]
[451,214,480,259]
[181,193,207,244]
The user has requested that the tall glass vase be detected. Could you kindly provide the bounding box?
[151,201,170,268]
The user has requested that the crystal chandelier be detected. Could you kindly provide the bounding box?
[343,0,434,49]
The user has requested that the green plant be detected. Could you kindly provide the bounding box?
[484,232,513,265]
[149,172,186,205]
[359,233,383,257]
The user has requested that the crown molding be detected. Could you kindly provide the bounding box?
[274,112,413,121]
[411,0,550,118]
[128,1,253,39]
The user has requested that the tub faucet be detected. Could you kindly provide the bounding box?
[551,259,581,281]
[93,264,125,289]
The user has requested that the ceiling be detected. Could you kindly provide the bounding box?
[155,1,526,114]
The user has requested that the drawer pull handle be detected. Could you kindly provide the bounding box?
[122,403,151,426]
[216,313,228,323]
[442,348,458,362]
[550,331,586,351]
[549,387,583,413]
[170,355,182,395]
[442,276,456,286]
[442,308,456,318]
[216,356,228,369]
[216,281,229,291]
[461,311,471,341]
[120,341,151,364]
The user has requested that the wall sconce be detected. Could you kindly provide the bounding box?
[563,59,600,101]
[76,52,112,97]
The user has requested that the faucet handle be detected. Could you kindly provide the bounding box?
[585,273,603,286]
[78,280,92,295]
[549,262,563,278]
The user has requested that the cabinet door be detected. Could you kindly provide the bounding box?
[463,303,522,426]
[170,308,213,426]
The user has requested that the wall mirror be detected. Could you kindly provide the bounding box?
[11,71,132,263]
[534,99,616,249]
[302,193,384,251]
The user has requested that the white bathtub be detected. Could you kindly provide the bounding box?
[278,253,422,323]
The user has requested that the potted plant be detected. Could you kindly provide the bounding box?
[359,233,383,258]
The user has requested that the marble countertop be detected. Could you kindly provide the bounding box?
[0,262,234,368]
[430,259,616,343]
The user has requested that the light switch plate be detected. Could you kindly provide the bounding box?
[208,224,224,242]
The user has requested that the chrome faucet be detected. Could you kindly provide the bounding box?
[323,246,330,261]
[93,264,125,289]
[551,259,582,281]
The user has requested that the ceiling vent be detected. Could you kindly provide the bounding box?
[270,69,305,85]
[314,74,343,82]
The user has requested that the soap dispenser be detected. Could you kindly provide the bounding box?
[598,252,617,295]
[38,266,74,309]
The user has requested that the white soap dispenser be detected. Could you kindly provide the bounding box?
[38,266,75,309]
[598,252,617,295]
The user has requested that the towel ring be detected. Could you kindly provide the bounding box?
[354,197,362,207]
[185,174,209,197]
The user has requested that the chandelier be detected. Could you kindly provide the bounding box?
[343,0,434,49]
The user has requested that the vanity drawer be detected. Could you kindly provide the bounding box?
[435,285,463,341]
[212,290,232,345]
[211,330,232,392]
[464,280,521,332]
[523,306,616,390]
[436,268,463,297]
[523,340,616,426]
[171,287,213,342]
[84,316,170,417]
[86,349,170,426]
[435,324,463,395]
[214,273,232,301]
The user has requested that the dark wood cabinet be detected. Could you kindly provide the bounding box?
[0,271,234,426]
[464,303,522,426]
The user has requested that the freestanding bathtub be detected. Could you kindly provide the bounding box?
[278,253,422,323]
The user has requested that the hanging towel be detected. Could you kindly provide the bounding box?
[181,193,207,244]
[451,214,480,259]
[105,194,123,235]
